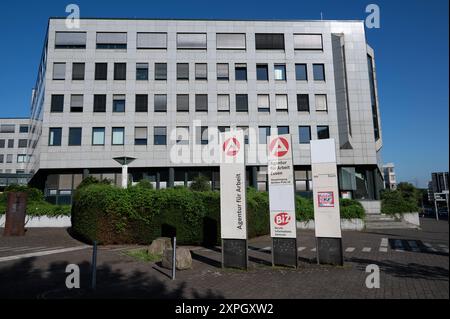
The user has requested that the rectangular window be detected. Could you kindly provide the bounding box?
[299,126,311,144]
[255,33,285,50]
[177,63,189,80]
[19,125,29,133]
[295,64,308,81]
[6,154,13,163]
[0,125,15,133]
[136,63,149,80]
[177,33,207,49]
[50,95,64,113]
[236,94,248,112]
[114,63,127,80]
[218,126,230,134]
[155,63,167,80]
[136,32,167,49]
[68,128,82,146]
[274,64,286,81]
[276,94,288,111]
[92,128,105,146]
[217,63,229,81]
[315,94,328,112]
[235,64,247,81]
[256,64,269,81]
[7,139,14,148]
[154,127,167,145]
[259,126,271,144]
[177,95,189,112]
[293,34,323,50]
[195,95,208,112]
[112,127,125,145]
[53,63,66,80]
[113,95,126,113]
[0,154,3,163]
[17,154,27,163]
[93,95,107,112]
[135,127,148,145]
[313,64,325,81]
[96,32,127,49]
[95,63,108,80]
[176,127,190,145]
[217,94,230,112]
[154,95,167,112]
[0,139,4,148]
[196,127,209,145]
[55,32,86,49]
[72,63,85,80]
[216,33,246,50]
[317,126,330,140]
[70,95,83,113]
[257,94,270,112]
[297,94,310,112]
[195,63,208,80]
[49,128,62,146]
[135,94,148,112]
[278,126,290,135]
[18,139,28,148]
[237,126,249,144]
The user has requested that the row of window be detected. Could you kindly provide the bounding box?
[52,62,325,82]
[0,154,28,164]
[50,93,328,113]
[55,31,323,51]
[0,139,28,149]
[0,124,29,134]
[48,125,330,147]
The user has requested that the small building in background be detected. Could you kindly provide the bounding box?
[383,163,397,190]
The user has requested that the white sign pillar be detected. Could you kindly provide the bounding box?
[121,165,128,189]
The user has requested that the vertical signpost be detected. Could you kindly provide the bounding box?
[220,130,248,270]
[267,134,298,268]
[310,139,343,266]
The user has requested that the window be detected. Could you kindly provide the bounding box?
[135,127,148,145]
[255,33,285,50]
[299,126,311,144]
[276,94,288,112]
[7,139,14,148]
[278,126,289,135]
[216,33,246,50]
[315,94,328,112]
[154,127,167,145]
[195,63,208,80]
[95,63,108,80]
[259,126,271,144]
[92,128,105,146]
[68,128,82,146]
[70,95,83,113]
[297,94,310,112]
[17,155,27,163]
[154,95,167,112]
[236,94,248,112]
[19,125,29,133]
[217,64,229,80]
[177,63,189,80]
[113,95,126,113]
[93,95,106,112]
[257,94,270,112]
[0,155,3,163]
[177,33,207,49]
[274,64,286,81]
[256,64,269,81]
[0,125,15,133]
[235,64,247,81]
[6,154,13,163]
[114,63,127,80]
[317,126,330,140]
[112,127,125,145]
[53,63,66,80]
[217,94,230,112]
[196,127,209,145]
[237,126,249,144]
[177,95,189,112]
[136,32,167,49]
[136,63,149,80]
[135,95,148,112]
[96,32,127,49]
[55,32,86,49]
[49,128,62,146]
[295,64,308,81]
[50,95,64,113]
[218,126,230,134]
[195,95,208,112]
[293,34,323,50]
[0,140,4,148]
[72,63,85,80]
[313,64,325,81]
[155,63,167,80]
[176,127,190,145]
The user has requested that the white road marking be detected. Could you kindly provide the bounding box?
[298,247,306,252]
[0,247,11,252]
[0,246,91,263]
[345,247,355,252]
[362,247,372,252]
[380,238,389,247]
[438,244,447,248]
[379,247,388,253]
[261,247,271,251]
[13,247,47,252]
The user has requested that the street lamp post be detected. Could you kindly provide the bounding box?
[113,157,136,189]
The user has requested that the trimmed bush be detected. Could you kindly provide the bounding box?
[189,175,211,192]
[381,187,418,215]
[294,197,365,221]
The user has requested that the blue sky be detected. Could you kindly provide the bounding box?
[0,0,448,188]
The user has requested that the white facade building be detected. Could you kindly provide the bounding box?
[383,163,397,190]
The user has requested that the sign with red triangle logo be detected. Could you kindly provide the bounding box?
[223,137,241,157]
[269,137,289,158]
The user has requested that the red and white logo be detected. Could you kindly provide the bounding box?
[274,212,291,226]
[269,137,290,158]
[318,192,335,208]
[223,137,241,157]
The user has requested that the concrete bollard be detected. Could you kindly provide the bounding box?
[3,192,28,237]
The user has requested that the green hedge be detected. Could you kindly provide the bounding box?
[381,184,419,215]
[295,197,365,221]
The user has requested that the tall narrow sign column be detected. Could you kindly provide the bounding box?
[310,139,343,266]
[267,134,298,268]
[219,130,248,270]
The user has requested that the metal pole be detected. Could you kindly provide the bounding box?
[434,199,439,221]
[91,241,98,290]
[172,237,177,280]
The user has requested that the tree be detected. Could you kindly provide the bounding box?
[190,175,211,192]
